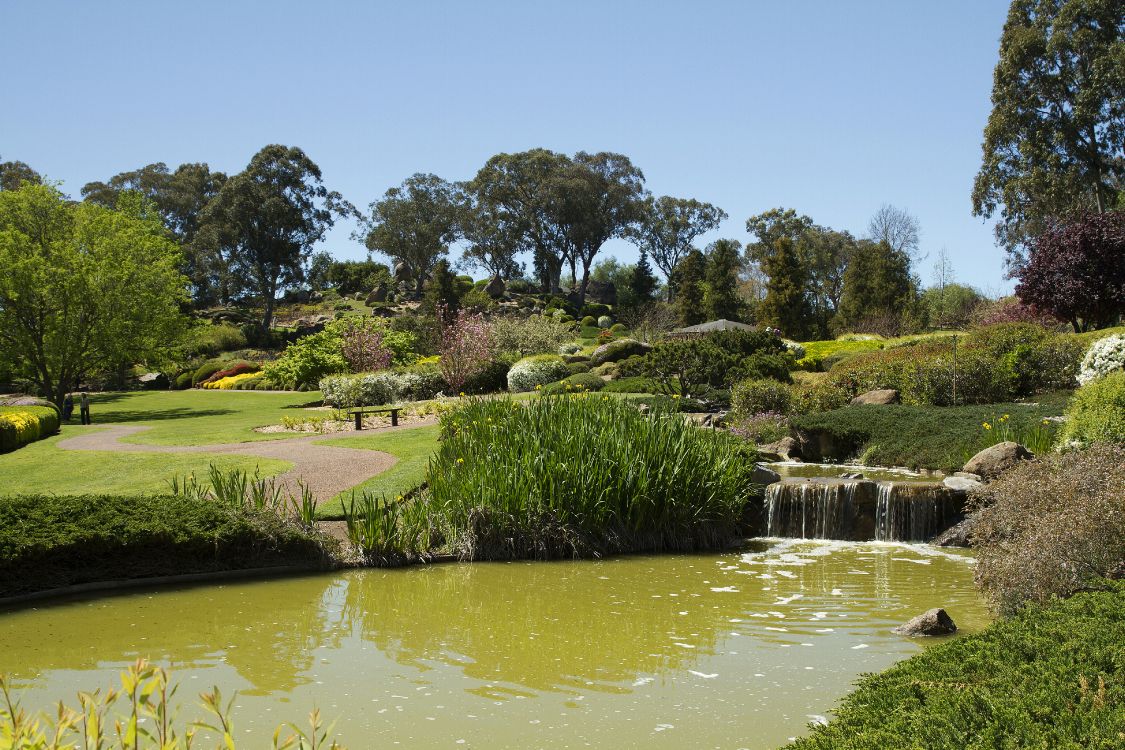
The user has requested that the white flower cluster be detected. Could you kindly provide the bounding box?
[1076,334,1125,386]
[319,373,396,407]
[783,340,806,360]
[507,355,570,392]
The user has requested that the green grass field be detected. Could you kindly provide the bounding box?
[316,424,440,518]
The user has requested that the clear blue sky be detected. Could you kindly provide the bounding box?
[2,0,1014,293]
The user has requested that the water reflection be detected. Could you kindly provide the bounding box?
[0,542,990,749]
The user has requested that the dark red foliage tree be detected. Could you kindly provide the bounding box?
[1016,210,1125,332]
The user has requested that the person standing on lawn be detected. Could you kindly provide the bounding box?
[79,390,91,425]
[62,392,74,422]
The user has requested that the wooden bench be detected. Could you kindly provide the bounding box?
[347,406,401,430]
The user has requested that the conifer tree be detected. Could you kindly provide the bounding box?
[836,240,914,333]
[757,237,813,339]
[704,239,743,321]
[628,249,659,306]
[673,249,707,326]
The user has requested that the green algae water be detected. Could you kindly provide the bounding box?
[0,541,988,749]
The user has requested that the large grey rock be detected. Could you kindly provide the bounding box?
[484,275,506,299]
[892,608,957,636]
[393,261,412,283]
[136,372,169,390]
[963,441,1033,480]
[759,436,801,461]
[942,475,983,492]
[931,517,974,548]
[365,282,388,305]
[586,279,617,305]
[751,464,781,487]
[850,388,900,406]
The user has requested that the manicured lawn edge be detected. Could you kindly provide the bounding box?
[781,582,1125,749]
[0,494,337,598]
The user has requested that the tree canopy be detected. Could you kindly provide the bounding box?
[636,195,727,298]
[0,158,42,192]
[836,241,915,334]
[0,183,188,404]
[199,145,351,331]
[1015,209,1125,331]
[972,0,1125,259]
[360,173,465,296]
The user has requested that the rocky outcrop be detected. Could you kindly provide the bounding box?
[931,517,974,547]
[850,389,900,406]
[892,608,957,636]
[484,275,506,298]
[963,441,1033,480]
[942,475,983,492]
[751,464,781,487]
[136,372,168,390]
[759,436,801,461]
[365,282,388,305]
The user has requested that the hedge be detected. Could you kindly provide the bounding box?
[0,493,332,597]
[0,406,60,453]
[783,582,1125,749]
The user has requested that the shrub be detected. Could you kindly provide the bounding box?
[580,315,598,328]
[609,323,626,334]
[200,361,259,386]
[558,342,582,355]
[729,411,789,444]
[541,372,606,395]
[967,322,1083,393]
[590,338,650,366]
[581,303,611,318]
[601,376,661,394]
[202,372,260,390]
[491,315,575,357]
[597,315,613,328]
[567,360,591,375]
[731,378,792,418]
[1059,370,1125,447]
[426,396,755,558]
[180,322,247,357]
[783,583,1125,749]
[970,444,1125,615]
[174,371,194,390]
[789,379,850,415]
[591,361,620,379]
[0,492,330,597]
[506,354,571,392]
[733,352,793,383]
[461,357,512,395]
[232,374,265,390]
[191,359,228,386]
[0,406,60,452]
[320,373,397,407]
[1077,333,1125,385]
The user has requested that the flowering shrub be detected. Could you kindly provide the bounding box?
[783,340,806,359]
[558,342,582,355]
[1077,334,1125,385]
[340,319,393,373]
[728,411,790,443]
[507,354,571,392]
[0,405,59,452]
[202,372,260,390]
[199,361,258,386]
[597,315,613,328]
[731,378,792,418]
[789,379,850,415]
[264,319,416,389]
[491,315,574,357]
[438,306,495,393]
[319,373,397,407]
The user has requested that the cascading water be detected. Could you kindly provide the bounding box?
[761,469,967,542]
[874,482,962,542]
[764,480,862,539]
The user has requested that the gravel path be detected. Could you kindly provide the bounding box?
[56,420,437,504]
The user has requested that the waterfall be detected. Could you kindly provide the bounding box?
[874,482,961,542]
[764,481,860,539]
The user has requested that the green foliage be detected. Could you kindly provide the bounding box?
[673,249,707,325]
[263,318,416,389]
[179,322,247,357]
[637,195,727,294]
[919,282,984,330]
[541,372,606,395]
[790,395,1071,470]
[703,238,743,321]
[784,582,1125,749]
[835,240,914,335]
[191,359,228,386]
[788,378,851,415]
[581,303,611,318]
[0,183,188,405]
[426,396,755,558]
[731,379,791,418]
[757,236,813,339]
[795,338,885,371]
[173,371,194,390]
[590,338,650,366]
[1060,370,1125,447]
[491,315,574,357]
[0,492,329,597]
[580,315,598,327]
[601,376,662,394]
[0,406,59,453]
[636,330,790,396]
[627,249,659,307]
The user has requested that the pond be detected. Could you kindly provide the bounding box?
[0,541,988,749]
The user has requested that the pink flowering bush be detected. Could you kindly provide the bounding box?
[340,319,394,373]
[438,305,495,393]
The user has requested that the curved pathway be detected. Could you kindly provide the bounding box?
[57,420,436,504]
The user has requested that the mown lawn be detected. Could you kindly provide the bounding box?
[0,430,290,496]
[81,390,324,446]
[316,423,441,518]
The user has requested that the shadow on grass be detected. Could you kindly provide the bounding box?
[81,406,236,423]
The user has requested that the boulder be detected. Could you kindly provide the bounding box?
[365,283,388,306]
[931,517,975,548]
[942,475,983,492]
[484,275,506,299]
[585,279,617,305]
[590,338,651,366]
[759,436,801,461]
[892,608,957,636]
[963,441,1033,480]
[136,372,169,390]
[751,464,781,487]
[393,262,412,283]
[850,389,900,406]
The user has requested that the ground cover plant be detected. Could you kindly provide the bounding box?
[1060,370,1125,447]
[782,582,1125,749]
[788,393,1070,470]
[423,396,757,559]
[0,492,331,598]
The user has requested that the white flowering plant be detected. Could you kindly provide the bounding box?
[507,354,571,392]
[1077,334,1125,386]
